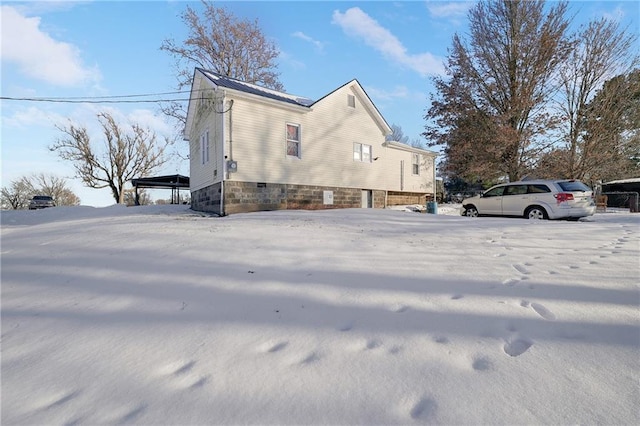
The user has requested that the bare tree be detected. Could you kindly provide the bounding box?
[160,0,282,127]
[123,188,152,206]
[1,177,34,209]
[31,173,81,206]
[581,70,640,181]
[1,174,80,209]
[386,124,410,144]
[424,0,571,182]
[51,112,170,204]
[556,18,638,180]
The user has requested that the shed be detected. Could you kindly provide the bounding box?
[130,174,190,205]
[601,178,640,212]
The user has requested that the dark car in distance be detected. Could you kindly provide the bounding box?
[29,195,55,210]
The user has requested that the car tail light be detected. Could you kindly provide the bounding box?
[554,193,574,203]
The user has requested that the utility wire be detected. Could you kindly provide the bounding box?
[0,89,214,104]
[0,97,192,104]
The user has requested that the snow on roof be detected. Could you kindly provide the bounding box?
[199,68,314,107]
[603,177,640,185]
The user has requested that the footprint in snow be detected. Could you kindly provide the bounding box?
[512,264,530,275]
[472,356,492,371]
[409,397,438,420]
[503,338,533,357]
[433,336,449,344]
[502,278,521,287]
[338,322,354,332]
[530,303,556,320]
[258,340,289,353]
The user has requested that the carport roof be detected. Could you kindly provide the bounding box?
[130,174,189,189]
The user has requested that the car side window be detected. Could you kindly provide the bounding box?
[483,187,505,197]
[527,184,551,194]
[505,185,527,196]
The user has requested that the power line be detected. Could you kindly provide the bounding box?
[0,96,191,104]
[0,89,213,104]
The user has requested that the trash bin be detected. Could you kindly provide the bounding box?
[426,201,438,214]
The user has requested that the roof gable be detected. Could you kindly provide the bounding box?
[185,68,393,138]
[311,79,392,135]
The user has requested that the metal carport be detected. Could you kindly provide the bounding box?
[130,174,190,205]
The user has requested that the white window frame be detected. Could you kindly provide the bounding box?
[353,143,372,163]
[412,153,420,175]
[286,123,301,158]
[205,130,210,164]
[200,130,210,165]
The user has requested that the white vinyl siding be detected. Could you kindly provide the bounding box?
[201,81,435,195]
[188,76,224,192]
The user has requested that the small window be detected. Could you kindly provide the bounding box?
[205,130,210,163]
[528,184,551,194]
[505,185,527,196]
[353,143,362,161]
[199,130,210,165]
[412,153,420,175]
[200,133,206,165]
[483,186,505,197]
[286,123,301,157]
[353,143,372,162]
[348,94,355,108]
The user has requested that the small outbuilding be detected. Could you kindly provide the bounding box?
[601,178,640,212]
[130,174,190,205]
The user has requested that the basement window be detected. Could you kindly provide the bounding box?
[257,182,267,188]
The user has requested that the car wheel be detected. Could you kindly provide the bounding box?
[525,206,547,220]
[464,206,479,217]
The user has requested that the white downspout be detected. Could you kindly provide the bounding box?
[219,93,226,216]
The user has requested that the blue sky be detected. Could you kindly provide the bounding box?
[2,1,639,206]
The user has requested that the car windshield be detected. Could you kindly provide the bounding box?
[33,196,53,201]
[557,181,591,192]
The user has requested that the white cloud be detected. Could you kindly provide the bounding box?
[365,85,410,101]
[278,50,306,71]
[425,1,473,19]
[292,31,325,51]
[0,5,101,87]
[332,7,445,77]
[601,5,625,22]
[3,106,66,128]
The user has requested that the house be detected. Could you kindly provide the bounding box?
[184,68,438,215]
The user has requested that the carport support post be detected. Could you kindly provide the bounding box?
[135,186,140,206]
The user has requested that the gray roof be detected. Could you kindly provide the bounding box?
[197,68,314,107]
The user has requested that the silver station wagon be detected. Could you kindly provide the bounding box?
[461,180,596,220]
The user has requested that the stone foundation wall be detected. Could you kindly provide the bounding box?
[387,191,429,206]
[191,181,391,215]
[191,182,222,215]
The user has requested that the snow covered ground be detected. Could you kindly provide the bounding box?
[1,204,638,425]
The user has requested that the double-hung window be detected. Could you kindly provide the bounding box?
[286,123,301,158]
[412,153,420,175]
[200,130,209,165]
[353,143,372,162]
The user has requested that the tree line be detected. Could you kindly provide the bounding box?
[424,0,639,189]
